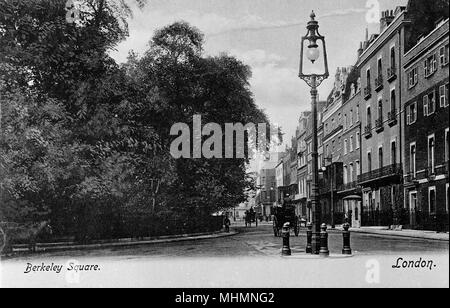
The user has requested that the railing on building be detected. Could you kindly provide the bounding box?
[388,109,397,126]
[375,75,384,92]
[338,181,358,192]
[358,164,402,185]
[364,86,372,100]
[375,117,384,133]
[387,67,397,82]
[364,124,372,138]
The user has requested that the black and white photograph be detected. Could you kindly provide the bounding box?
[0,0,449,292]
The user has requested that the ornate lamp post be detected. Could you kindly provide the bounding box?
[299,11,329,254]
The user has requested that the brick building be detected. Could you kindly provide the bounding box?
[402,18,449,231]
[357,7,407,226]
[296,112,311,219]
[338,67,363,228]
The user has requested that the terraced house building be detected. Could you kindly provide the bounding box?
[357,7,407,226]
[402,18,449,231]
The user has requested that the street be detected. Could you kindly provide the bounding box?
[1,224,448,288]
[4,223,449,260]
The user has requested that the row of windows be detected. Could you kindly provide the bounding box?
[407,44,449,88]
[410,184,449,215]
[409,128,450,177]
[406,83,449,125]
[343,160,361,184]
[324,108,361,136]
[366,141,398,172]
[365,88,397,128]
[324,131,361,158]
[366,45,397,88]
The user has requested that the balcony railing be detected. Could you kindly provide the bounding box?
[364,86,372,100]
[375,75,384,92]
[405,172,418,184]
[375,118,384,133]
[338,181,358,192]
[358,163,402,185]
[426,164,449,179]
[388,109,397,126]
[364,124,372,139]
[387,67,397,82]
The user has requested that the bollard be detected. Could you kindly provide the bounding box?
[281,222,291,256]
[306,222,312,254]
[342,223,352,255]
[319,223,329,257]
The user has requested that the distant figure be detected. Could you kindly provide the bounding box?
[223,215,231,233]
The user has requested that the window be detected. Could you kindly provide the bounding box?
[446,183,449,213]
[408,193,418,218]
[440,83,449,107]
[378,99,383,120]
[390,46,396,69]
[366,69,371,87]
[344,139,348,155]
[445,128,449,163]
[408,67,418,88]
[429,187,436,214]
[391,141,397,165]
[356,160,360,176]
[356,105,360,122]
[390,88,396,112]
[344,114,347,130]
[406,103,417,125]
[377,57,382,77]
[367,107,372,126]
[440,44,449,67]
[325,145,329,158]
[423,91,436,116]
[343,165,348,184]
[410,143,416,178]
[424,54,437,78]
[378,147,384,169]
[356,132,360,149]
[350,136,354,152]
[368,152,372,172]
[349,163,354,183]
[428,135,435,173]
[350,110,353,126]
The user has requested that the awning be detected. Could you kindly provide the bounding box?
[342,195,362,201]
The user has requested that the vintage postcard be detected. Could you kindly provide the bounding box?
[0,0,448,294]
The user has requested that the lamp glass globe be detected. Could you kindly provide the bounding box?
[307,47,320,63]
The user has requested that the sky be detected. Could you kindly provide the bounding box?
[110,0,408,145]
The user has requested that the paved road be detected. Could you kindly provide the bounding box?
[6,224,449,261]
[2,224,449,288]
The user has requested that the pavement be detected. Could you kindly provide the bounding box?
[1,230,238,258]
[235,219,450,241]
[335,225,449,242]
[1,224,448,288]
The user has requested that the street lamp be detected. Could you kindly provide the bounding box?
[299,11,329,254]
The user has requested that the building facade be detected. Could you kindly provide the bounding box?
[402,18,449,231]
[338,67,363,228]
[357,7,407,227]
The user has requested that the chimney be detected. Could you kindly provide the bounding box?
[363,28,369,50]
[357,41,364,58]
[380,10,395,32]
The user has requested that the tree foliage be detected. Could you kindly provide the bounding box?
[0,2,268,242]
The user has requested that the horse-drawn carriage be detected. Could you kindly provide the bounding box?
[272,202,300,237]
[244,208,258,227]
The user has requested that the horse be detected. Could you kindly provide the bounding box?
[1,221,53,254]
